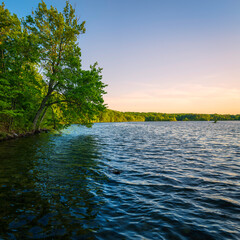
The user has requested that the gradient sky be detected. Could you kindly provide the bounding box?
[5,0,240,114]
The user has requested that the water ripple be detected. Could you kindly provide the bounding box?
[0,121,240,239]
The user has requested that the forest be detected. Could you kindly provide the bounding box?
[96,110,240,123]
[0,1,106,135]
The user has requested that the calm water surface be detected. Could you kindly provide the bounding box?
[0,121,240,239]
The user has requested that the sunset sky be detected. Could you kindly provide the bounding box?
[5,0,240,114]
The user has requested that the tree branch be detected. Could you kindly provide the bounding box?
[45,99,72,107]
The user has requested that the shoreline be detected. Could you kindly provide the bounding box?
[0,129,50,142]
[1,119,239,142]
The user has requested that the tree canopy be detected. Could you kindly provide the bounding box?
[0,1,106,133]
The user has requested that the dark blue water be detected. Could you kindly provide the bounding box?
[0,121,240,239]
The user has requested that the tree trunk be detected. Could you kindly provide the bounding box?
[51,107,56,129]
[33,94,51,131]
[33,78,57,131]
[38,107,48,131]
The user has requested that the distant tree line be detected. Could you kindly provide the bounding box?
[96,110,240,123]
[0,1,106,134]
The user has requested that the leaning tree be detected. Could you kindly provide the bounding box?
[25,1,106,131]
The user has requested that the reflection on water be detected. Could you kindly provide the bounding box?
[0,121,240,239]
[0,133,106,239]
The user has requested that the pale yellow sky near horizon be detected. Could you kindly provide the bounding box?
[102,53,240,114]
[104,83,240,114]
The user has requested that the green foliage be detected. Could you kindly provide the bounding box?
[97,110,240,123]
[0,1,106,133]
[0,2,41,131]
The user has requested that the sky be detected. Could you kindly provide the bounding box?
[5,0,240,114]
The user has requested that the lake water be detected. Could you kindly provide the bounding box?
[0,121,240,239]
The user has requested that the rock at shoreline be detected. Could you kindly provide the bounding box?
[0,129,50,142]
